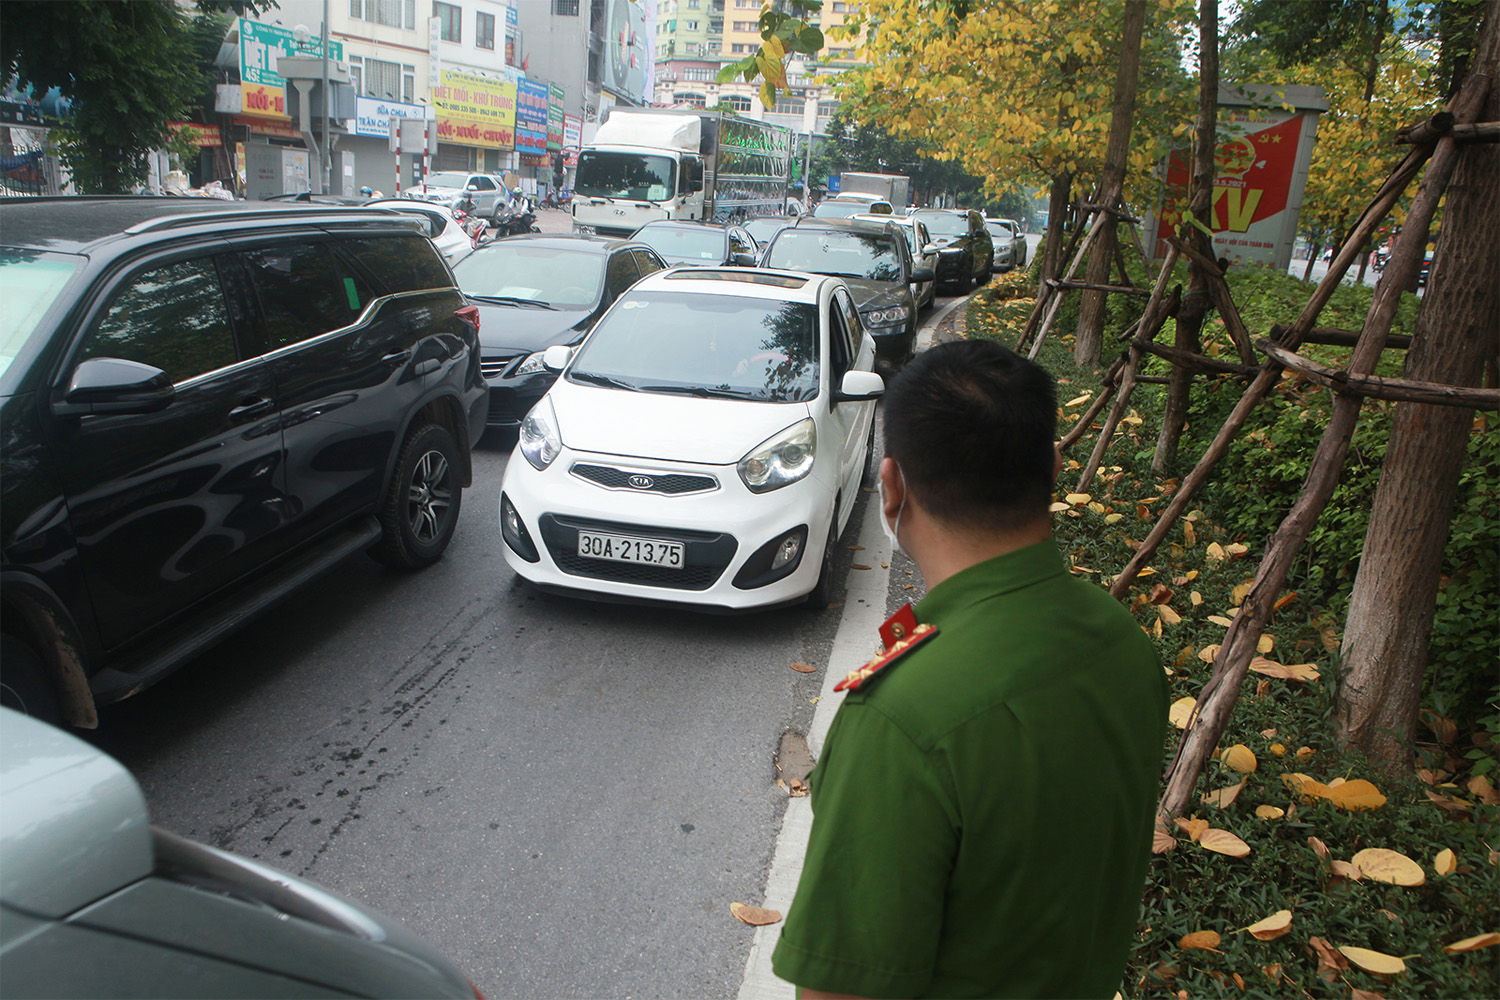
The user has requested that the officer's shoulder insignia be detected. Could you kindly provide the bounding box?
[834,603,938,693]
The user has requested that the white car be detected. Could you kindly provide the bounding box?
[498,268,885,610]
[363,197,473,263]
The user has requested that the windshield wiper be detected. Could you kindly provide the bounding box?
[468,294,555,309]
[639,384,753,400]
[570,370,640,391]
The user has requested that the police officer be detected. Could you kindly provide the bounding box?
[772,340,1168,999]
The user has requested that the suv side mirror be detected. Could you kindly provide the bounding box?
[834,370,885,403]
[542,345,574,372]
[731,252,757,267]
[53,357,175,416]
[910,266,935,283]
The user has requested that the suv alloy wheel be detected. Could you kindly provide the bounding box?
[374,423,463,570]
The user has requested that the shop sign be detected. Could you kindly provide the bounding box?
[235,114,302,139]
[169,121,222,147]
[354,96,426,138]
[238,18,342,121]
[547,83,566,151]
[516,78,550,157]
[434,69,515,149]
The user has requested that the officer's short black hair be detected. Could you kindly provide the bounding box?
[882,340,1057,530]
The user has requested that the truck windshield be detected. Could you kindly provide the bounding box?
[575,151,676,202]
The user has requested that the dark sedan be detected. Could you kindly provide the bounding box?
[629,220,759,268]
[452,235,667,429]
[910,208,994,292]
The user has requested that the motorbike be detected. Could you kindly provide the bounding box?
[451,195,489,248]
[541,187,572,209]
[492,201,541,236]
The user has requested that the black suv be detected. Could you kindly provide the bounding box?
[909,209,994,292]
[761,217,932,371]
[0,198,488,726]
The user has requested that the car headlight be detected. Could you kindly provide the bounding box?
[861,305,910,327]
[738,418,816,493]
[519,397,562,470]
[513,351,551,377]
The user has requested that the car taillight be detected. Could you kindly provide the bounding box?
[457,304,480,335]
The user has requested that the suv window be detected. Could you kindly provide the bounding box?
[242,244,368,349]
[828,290,855,379]
[631,248,664,277]
[729,228,755,258]
[605,251,641,299]
[341,236,452,294]
[79,257,238,383]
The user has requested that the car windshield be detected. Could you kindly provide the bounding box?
[633,226,725,263]
[766,230,904,282]
[568,290,819,402]
[575,151,676,201]
[0,249,83,379]
[451,245,604,309]
[811,201,868,220]
[425,171,477,190]
[745,218,790,243]
[986,221,1015,237]
[913,212,969,237]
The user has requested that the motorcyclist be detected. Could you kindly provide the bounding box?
[505,186,529,214]
[359,186,373,198]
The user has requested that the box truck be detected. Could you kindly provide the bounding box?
[838,172,911,209]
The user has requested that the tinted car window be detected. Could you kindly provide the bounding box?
[912,212,968,237]
[605,251,642,298]
[342,236,452,293]
[729,229,756,258]
[631,248,665,277]
[767,230,904,282]
[243,244,362,349]
[633,225,725,263]
[79,257,237,383]
[453,244,606,309]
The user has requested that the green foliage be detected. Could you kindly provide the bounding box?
[0,0,256,193]
[963,264,1500,998]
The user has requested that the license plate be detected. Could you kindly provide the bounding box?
[577,530,684,569]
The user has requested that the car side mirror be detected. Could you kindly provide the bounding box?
[834,369,885,403]
[910,266,935,283]
[542,345,574,372]
[731,252,757,267]
[467,184,480,192]
[922,243,939,255]
[53,357,175,416]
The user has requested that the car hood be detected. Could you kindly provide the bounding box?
[549,378,812,464]
[840,278,911,311]
[0,708,153,918]
[474,303,595,354]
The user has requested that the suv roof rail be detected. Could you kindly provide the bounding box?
[122,205,400,236]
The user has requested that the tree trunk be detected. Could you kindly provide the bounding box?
[1337,1,1500,774]
[1041,171,1072,288]
[1303,243,1321,281]
[1074,0,1148,368]
[1154,0,1218,474]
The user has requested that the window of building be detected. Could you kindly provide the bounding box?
[733,20,756,30]
[434,2,461,42]
[673,92,707,107]
[476,10,495,48]
[726,95,752,112]
[774,95,805,115]
[730,43,750,53]
[554,0,579,14]
[682,67,713,81]
[358,0,416,28]
[832,1,845,10]
[687,0,699,7]
[348,55,363,94]
[685,19,698,29]
[735,0,756,7]
[364,57,401,99]
[349,0,363,17]
[817,100,840,117]
[402,64,415,103]
[707,41,721,53]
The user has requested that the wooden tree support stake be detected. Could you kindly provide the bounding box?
[1138,340,1259,378]
[1047,279,1152,297]
[1257,339,1500,408]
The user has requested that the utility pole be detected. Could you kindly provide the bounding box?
[320,0,331,194]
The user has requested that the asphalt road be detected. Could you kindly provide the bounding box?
[87,214,984,999]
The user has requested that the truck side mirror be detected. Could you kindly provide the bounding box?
[686,160,704,194]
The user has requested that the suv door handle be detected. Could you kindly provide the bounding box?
[228,394,275,422]
[380,349,412,368]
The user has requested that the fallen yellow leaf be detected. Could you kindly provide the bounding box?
[1309,936,1346,980]
[1255,804,1284,820]
[1443,933,1500,953]
[789,661,817,673]
[1296,746,1317,760]
[1225,542,1249,558]
[1206,542,1226,563]
[1049,501,1071,512]
[1350,990,1385,1000]
[1257,634,1274,653]
[1065,492,1091,504]
[1245,909,1292,941]
[1231,581,1252,604]
[1153,826,1176,854]
[1207,614,1234,627]
[730,902,782,926]
[1222,744,1258,773]
[1168,696,1198,730]
[1350,848,1424,885]
[1179,930,1221,951]
[1104,512,1124,523]
[850,563,871,571]
[1198,644,1221,663]
[1176,817,1209,842]
[1183,521,1196,546]
[1469,774,1499,805]
[1434,848,1456,875]
[1330,860,1363,881]
[1199,828,1251,857]
[1324,779,1387,811]
[1308,836,1329,858]
[1064,393,1092,407]
[1088,501,1106,514]
[1159,605,1182,625]
[1190,591,1203,606]
[1202,778,1246,809]
[1270,743,1287,757]
[1338,945,1405,976]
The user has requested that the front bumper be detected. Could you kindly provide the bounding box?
[481,356,561,427]
[934,249,969,280]
[499,447,838,610]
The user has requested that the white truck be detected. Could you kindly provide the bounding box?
[838,172,911,210]
[571,108,794,239]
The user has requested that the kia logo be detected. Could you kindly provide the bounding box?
[628,475,654,489]
[614,209,626,216]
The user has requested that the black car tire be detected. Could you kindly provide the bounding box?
[804,513,842,610]
[372,423,463,571]
[0,633,60,723]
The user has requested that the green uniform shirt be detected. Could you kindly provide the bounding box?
[772,540,1167,999]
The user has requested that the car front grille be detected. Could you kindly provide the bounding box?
[569,463,718,496]
[481,354,523,380]
[538,514,736,591]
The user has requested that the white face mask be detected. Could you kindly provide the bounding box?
[879,462,907,555]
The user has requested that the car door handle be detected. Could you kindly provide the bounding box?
[228,395,276,422]
[380,349,412,367]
